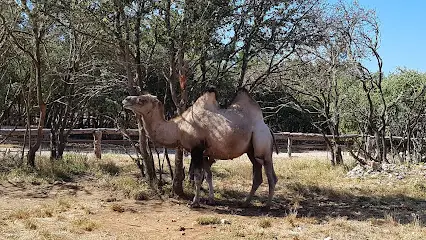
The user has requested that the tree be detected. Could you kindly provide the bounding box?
[3,1,54,167]
[342,2,387,163]
[384,70,426,162]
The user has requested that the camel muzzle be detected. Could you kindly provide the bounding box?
[122,97,136,109]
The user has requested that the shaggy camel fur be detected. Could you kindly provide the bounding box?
[122,88,278,208]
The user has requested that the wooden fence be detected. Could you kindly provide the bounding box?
[0,128,364,158]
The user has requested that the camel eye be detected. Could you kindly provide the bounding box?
[137,98,146,104]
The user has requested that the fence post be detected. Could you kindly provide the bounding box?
[93,130,102,159]
[287,137,292,158]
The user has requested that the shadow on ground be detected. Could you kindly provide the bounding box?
[191,184,426,225]
[0,179,89,199]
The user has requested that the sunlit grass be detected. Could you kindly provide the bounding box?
[71,218,98,232]
[1,151,426,240]
[196,216,221,225]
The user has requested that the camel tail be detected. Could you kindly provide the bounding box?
[269,128,279,155]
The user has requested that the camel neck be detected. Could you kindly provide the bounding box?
[140,107,180,148]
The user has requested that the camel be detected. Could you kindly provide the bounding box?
[122,88,278,208]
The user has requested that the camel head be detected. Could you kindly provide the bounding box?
[122,94,161,116]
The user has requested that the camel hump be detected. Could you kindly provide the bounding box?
[193,85,219,110]
[232,88,260,108]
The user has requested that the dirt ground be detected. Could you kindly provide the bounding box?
[0,177,304,240]
[0,178,231,240]
[1,151,426,240]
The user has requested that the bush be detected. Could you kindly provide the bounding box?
[196,216,221,225]
[35,154,90,181]
[0,152,23,172]
[98,161,120,175]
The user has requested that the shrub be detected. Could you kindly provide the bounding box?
[196,216,220,225]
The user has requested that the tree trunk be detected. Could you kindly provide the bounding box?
[27,52,45,167]
[93,130,102,159]
[171,103,186,197]
[172,147,185,196]
[333,144,343,165]
[114,1,156,185]
[27,24,45,167]
[27,103,46,167]
[137,119,157,185]
[332,127,343,165]
[164,148,174,180]
[50,129,57,160]
[57,140,66,159]
[374,131,384,162]
[326,140,335,166]
[380,130,387,163]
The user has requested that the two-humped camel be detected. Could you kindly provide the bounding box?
[122,88,278,208]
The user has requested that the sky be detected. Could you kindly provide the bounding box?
[355,0,426,74]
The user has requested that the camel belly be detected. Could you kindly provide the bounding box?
[204,132,252,160]
[179,109,255,159]
[204,147,246,160]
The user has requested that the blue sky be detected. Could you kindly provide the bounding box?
[355,0,426,74]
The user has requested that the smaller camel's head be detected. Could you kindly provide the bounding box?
[122,94,160,115]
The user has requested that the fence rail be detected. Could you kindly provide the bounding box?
[0,128,407,158]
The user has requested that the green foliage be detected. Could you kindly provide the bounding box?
[383,69,426,140]
[0,0,337,132]
[0,0,425,163]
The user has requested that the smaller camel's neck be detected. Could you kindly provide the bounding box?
[139,105,180,148]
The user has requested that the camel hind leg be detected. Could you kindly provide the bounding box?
[250,125,278,208]
[263,154,277,208]
[243,149,263,206]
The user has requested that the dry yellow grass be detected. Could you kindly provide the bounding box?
[196,216,221,225]
[0,152,425,240]
[71,217,99,232]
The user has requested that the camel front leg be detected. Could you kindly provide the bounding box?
[191,167,203,208]
[203,158,215,205]
[190,146,204,208]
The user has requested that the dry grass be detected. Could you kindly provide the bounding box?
[0,154,93,184]
[23,219,38,230]
[196,216,221,225]
[258,218,272,228]
[8,208,32,220]
[0,143,18,147]
[71,218,98,232]
[1,152,426,239]
[110,203,125,213]
[0,152,154,201]
[7,199,71,222]
[203,154,426,239]
[97,174,152,200]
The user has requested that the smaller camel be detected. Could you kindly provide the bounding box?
[122,88,278,208]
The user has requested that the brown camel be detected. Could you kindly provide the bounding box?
[122,88,278,208]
